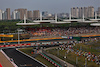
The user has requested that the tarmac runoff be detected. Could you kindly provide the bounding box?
[0,51,14,67]
[1,50,17,67]
[2,48,47,67]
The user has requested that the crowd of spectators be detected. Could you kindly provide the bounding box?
[26,26,100,37]
[58,37,100,65]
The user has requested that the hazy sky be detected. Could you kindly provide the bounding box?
[0,0,99,13]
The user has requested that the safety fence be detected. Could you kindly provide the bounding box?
[39,52,62,67]
[0,43,31,48]
[0,41,69,48]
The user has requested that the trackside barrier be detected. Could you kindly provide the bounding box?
[39,52,62,67]
[0,41,68,48]
[31,41,68,46]
[0,43,31,48]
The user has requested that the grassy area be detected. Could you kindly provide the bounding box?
[47,48,99,67]
[48,40,100,67]
[19,47,33,56]
[19,47,55,67]
[35,55,55,67]
[46,40,100,67]
[73,40,100,55]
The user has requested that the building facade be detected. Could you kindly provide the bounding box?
[27,11,33,19]
[15,8,27,20]
[84,7,88,18]
[12,11,20,20]
[33,10,40,20]
[6,8,11,20]
[0,10,2,20]
[97,7,100,17]
[88,6,94,18]
[71,7,79,18]
[2,11,7,20]
[71,6,94,18]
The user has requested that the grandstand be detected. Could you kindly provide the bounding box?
[0,14,100,47]
[26,26,100,37]
[0,24,100,46]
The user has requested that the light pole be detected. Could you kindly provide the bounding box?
[18,30,19,44]
[65,51,66,61]
[64,52,67,67]
[57,48,59,56]
[17,29,23,44]
[85,58,87,67]
[80,46,82,50]
[76,56,78,64]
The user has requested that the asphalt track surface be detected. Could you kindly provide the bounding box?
[3,48,45,67]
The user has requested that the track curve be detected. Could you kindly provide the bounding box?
[3,48,45,67]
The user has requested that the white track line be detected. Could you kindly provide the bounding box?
[16,49,47,67]
[1,50,18,67]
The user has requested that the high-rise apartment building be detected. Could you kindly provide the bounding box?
[0,10,2,20]
[12,11,20,20]
[27,11,33,19]
[15,8,27,20]
[97,7,100,17]
[33,10,40,20]
[75,7,79,18]
[2,11,5,20]
[79,7,83,18]
[71,7,75,18]
[88,6,94,18]
[12,11,16,19]
[71,6,94,18]
[71,7,79,18]
[2,11,7,20]
[79,7,88,18]
[6,8,11,20]
[84,7,88,18]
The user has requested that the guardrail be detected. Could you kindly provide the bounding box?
[0,43,31,48]
[0,41,68,48]
[39,52,62,67]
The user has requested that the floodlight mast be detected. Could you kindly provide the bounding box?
[69,13,71,20]
[55,14,57,22]
[17,29,23,44]
[82,9,85,22]
[83,13,85,22]
[18,30,20,44]
[40,13,42,21]
[95,12,97,19]
[24,14,26,23]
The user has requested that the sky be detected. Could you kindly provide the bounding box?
[0,0,100,13]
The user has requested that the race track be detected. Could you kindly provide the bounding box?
[3,48,45,67]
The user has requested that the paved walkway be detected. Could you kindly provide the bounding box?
[0,51,14,67]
